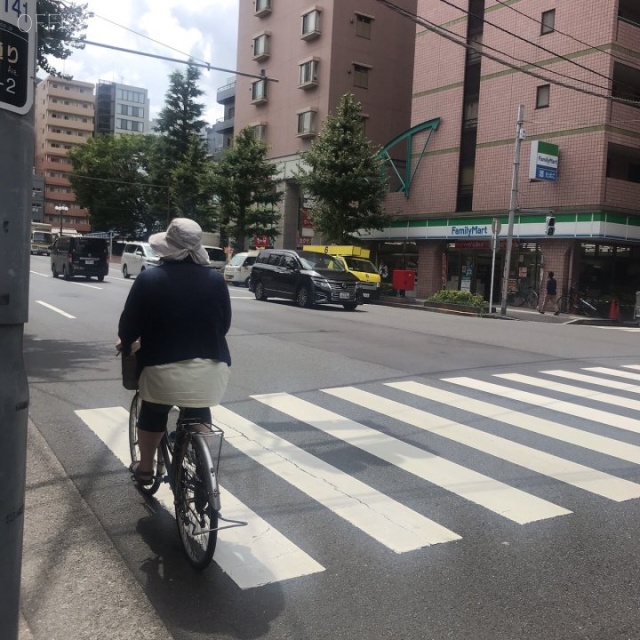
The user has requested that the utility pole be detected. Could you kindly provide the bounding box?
[500,105,525,316]
[0,5,36,639]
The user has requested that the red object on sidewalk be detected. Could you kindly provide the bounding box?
[392,269,415,291]
[608,299,619,320]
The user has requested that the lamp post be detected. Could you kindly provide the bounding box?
[54,205,68,235]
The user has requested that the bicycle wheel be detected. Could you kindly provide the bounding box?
[174,435,218,570]
[128,392,163,496]
[511,292,525,307]
[526,290,539,309]
[557,295,570,314]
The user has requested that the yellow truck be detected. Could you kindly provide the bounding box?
[305,245,381,302]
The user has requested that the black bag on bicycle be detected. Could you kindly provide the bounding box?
[121,352,139,390]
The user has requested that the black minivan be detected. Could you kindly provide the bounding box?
[250,249,361,310]
[50,236,109,281]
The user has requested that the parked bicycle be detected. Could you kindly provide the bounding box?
[507,284,539,309]
[556,284,599,317]
[129,391,245,570]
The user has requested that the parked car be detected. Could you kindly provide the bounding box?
[224,250,259,287]
[121,242,160,278]
[249,249,361,310]
[50,236,109,282]
[203,245,227,271]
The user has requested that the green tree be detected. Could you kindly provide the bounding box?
[211,128,281,250]
[155,63,208,160]
[297,93,390,243]
[37,0,90,77]
[154,62,213,224]
[68,135,167,236]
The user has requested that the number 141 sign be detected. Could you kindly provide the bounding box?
[1,0,35,114]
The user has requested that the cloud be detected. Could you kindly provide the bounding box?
[54,0,239,124]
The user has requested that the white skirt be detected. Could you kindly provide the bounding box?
[139,358,230,408]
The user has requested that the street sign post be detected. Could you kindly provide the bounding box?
[0,1,36,115]
[0,4,35,640]
[489,218,501,313]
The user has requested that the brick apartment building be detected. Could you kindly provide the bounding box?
[234,0,417,250]
[363,0,640,303]
[34,76,95,234]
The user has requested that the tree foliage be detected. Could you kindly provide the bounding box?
[211,128,282,250]
[68,135,167,237]
[37,0,90,77]
[155,63,208,160]
[297,93,390,243]
[154,63,214,225]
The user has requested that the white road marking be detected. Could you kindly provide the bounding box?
[496,373,640,413]
[543,369,640,394]
[212,405,459,551]
[585,367,640,382]
[35,300,75,319]
[446,377,640,435]
[75,406,324,589]
[387,381,640,466]
[384,381,640,501]
[29,270,50,278]
[257,392,570,524]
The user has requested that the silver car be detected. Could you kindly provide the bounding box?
[121,242,160,278]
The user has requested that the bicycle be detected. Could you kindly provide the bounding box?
[508,285,539,309]
[128,391,245,570]
[556,284,599,317]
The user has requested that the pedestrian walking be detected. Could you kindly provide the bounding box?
[538,271,559,315]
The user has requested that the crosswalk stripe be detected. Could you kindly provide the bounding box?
[386,381,640,466]
[75,407,325,589]
[496,373,640,412]
[256,392,570,524]
[383,381,640,501]
[446,377,640,435]
[211,405,459,551]
[542,370,640,394]
[584,367,640,382]
[624,365,640,372]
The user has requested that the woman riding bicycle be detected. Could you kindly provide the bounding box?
[116,218,232,486]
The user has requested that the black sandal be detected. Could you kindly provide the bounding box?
[129,462,154,486]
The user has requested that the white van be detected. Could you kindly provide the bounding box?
[223,251,259,287]
[121,242,160,278]
[203,245,227,272]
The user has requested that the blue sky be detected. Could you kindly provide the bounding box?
[50,0,239,124]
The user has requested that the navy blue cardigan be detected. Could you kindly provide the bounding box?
[118,261,231,372]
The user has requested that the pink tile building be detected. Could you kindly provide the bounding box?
[369,0,640,308]
[234,0,417,250]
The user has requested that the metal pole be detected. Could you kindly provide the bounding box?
[500,105,525,316]
[489,230,497,313]
[0,106,32,640]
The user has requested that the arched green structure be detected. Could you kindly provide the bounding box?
[378,117,441,198]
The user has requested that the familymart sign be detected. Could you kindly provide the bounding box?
[529,141,559,181]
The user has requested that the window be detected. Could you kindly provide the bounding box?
[301,9,321,39]
[297,110,317,137]
[253,33,270,60]
[536,84,550,108]
[251,79,268,104]
[255,0,271,17]
[353,64,370,89]
[252,123,266,141]
[299,59,319,88]
[355,13,373,38]
[541,9,555,35]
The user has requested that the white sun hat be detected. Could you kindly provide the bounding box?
[148,218,210,266]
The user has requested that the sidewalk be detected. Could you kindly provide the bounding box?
[377,295,637,326]
[19,421,174,640]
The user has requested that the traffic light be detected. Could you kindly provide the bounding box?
[545,214,556,236]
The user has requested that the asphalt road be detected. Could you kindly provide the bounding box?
[23,255,640,640]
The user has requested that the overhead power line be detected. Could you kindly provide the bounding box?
[438,0,626,92]
[373,0,640,107]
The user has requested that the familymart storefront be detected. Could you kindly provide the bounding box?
[362,212,640,303]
